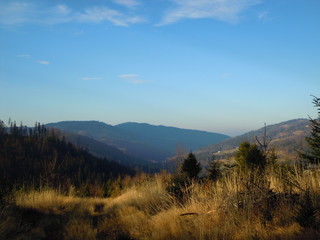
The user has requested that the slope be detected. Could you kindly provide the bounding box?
[196,119,310,164]
[116,122,230,154]
[0,123,135,199]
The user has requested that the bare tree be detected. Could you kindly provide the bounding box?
[255,123,272,153]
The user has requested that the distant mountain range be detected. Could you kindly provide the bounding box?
[46,121,230,168]
[46,119,311,170]
[195,119,310,165]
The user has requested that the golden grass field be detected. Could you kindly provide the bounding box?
[1,165,320,240]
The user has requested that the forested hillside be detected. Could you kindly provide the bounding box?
[0,121,135,199]
[58,131,160,171]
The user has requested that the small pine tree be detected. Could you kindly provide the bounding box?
[179,152,201,179]
[207,156,220,181]
[299,96,320,164]
[235,141,266,171]
[0,120,5,135]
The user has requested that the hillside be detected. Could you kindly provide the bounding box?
[46,121,230,163]
[0,123,135,199]
[196,119,310,164]
[116,122,229,151]
[59,131,159,171]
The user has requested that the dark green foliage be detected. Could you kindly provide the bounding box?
[166,173,191,201]
[299,96,320,164]
[235,141,267,171]
[179,152,201,180]
[0,120,135,199]
[207,157,221,181]
[297,188,317,229]
[167,153,201,201]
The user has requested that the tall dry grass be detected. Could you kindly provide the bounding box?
[2,166,320,239]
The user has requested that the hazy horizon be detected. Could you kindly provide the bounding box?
[1,0,319,137]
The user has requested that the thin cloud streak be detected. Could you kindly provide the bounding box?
[119,74,140,78]
[37,61,50,65]
[113,0,141,8]
[258,11,272,22]
[0,1,144,27]
[78,7,144,26]
[118,74,146,84]
[158,0,261,25]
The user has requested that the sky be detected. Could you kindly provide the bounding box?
[0,0,319,136]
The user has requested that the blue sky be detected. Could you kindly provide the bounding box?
[0,0,319,136]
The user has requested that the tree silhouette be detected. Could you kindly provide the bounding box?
[207,156,220,181]
[179,152,201,179]
[299,96,320,164]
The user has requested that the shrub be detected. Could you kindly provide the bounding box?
[235,141,267,172]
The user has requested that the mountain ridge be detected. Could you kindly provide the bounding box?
[46,120,230,164]
[195,118,310,164]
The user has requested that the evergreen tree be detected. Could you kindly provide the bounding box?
[207,156,220,181]
[179,152,201,179]
[0,120,5,135]
[235,141,266,171]
[300,96,320,164]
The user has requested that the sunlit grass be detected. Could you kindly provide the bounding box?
[2,167,320,239]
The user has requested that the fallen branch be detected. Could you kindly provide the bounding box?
[180,212,199,216]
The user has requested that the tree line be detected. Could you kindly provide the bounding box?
[0,121,135,200]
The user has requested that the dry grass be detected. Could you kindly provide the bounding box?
[2,168,320,239]
[14,188,111,216]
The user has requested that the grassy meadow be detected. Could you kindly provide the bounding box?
[1,165,320,240]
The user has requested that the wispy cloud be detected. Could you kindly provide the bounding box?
[55,4,71,15]
[258,11,272,22]
[158,0,261,25]
[17,54,51,65]
[0,1,144,27]
[0,1,35,26]
[81,76,104,80]
[119,74,140,78]
[78,7,143,26]
[113,0,141,8]
[37,60,50,65]
[119,74,146,84]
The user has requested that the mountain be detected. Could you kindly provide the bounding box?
[47,121,130,141]
[46,121,230,164]
[196,118,310,165]
[116,122,229,153]
[46,121,170,163]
